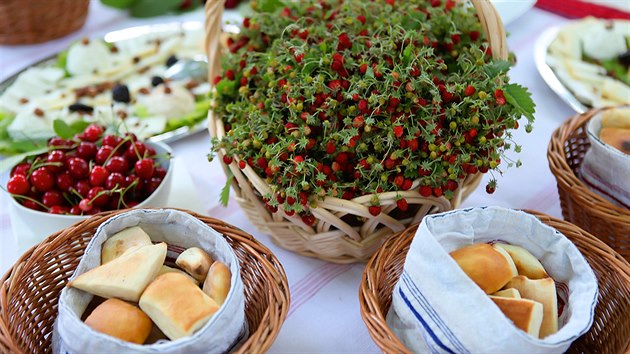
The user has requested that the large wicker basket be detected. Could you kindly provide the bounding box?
[0,0,89,45]
[548,108,630,261]
[358,210,630,353]
[204,0,507,263]
[0,209,290,354]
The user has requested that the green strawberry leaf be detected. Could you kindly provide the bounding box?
[504,83,536,122]
[101,0,137,9]
[220,173,233,206]
[130,0,181,18]
[257,0,285,13]
[484,60,511,78]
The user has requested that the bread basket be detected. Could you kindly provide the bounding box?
[0,0,89,45]
[0,208,290,354]
[358,210,630,353]
[204,0,508,263]
[548,108,630,261]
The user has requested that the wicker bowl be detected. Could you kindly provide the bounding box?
[548,108,630,261]
[0,208,290,354]
[203,0,506,263]
[0,0,89,45]
[358,210,630,353]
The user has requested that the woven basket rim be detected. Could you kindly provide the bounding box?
[547,107,630,220]
[202,0,506,262]
[0,208,290,354]
[358,209,630,353]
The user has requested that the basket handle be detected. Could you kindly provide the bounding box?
[204,0,508,82]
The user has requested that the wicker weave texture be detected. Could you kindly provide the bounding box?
[0,0,88,45]
[359,211,630,354]
[204,0,502,263]
[548,108,630,261]
[0,209,290,354]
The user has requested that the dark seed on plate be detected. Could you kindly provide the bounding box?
[34,108,44,117]
[164,86,172,94]
[132,56,140,64]
[112,84,131,103]
[151,76,164,87]
[69,103,94,113]
[166,55,178,67]
[139,87,150,95]
[618,51,630,67]
[81,37,90,45]
[19,98,28,104]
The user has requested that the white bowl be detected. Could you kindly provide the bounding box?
[9,141,173,253]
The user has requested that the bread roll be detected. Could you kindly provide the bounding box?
[602,107,630,129]
[506,276,558,338]
[84,298,152,344]
[202,262,231,305]
[600,127,630,155]
[490,297,543,338]
[68,243,167,302]
[101,226,153,264]
[158,265,199,285]
[492,288,521,299]
[450,244,514,294]
[139,273,220,340]
[492,244,518,277]
[494,244,548,279]
[176,247,213,282]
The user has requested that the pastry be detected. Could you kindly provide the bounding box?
[139,272,220,340]
[158,265,199,285]
[68,243,167,302]
[175,247,213,282]
[506,276,558,338]
[450,244,515,294]
[494,244,548,279]
[600,127,630,154]
[202,262,231,306]
[492,288,521,299]
[602,107,630,129]
[490,297,544,338]
[492,244,518,277]
[101,226,153,264]
[84,298,152,344]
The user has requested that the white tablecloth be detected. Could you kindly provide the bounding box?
[0,2,581,352]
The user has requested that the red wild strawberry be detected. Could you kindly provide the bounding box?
[470,31,480,41]
[402,179,413,191]
[464,85,476,97]
[368,205,382,216]
[294,155,305,164]
[357,15,366,24]
[222,155,233,164]
[446,180,459,191]
[433,186,443,197]
[358,99,369,113]
[385,0,394,5]
[337,33,352,51]
[419,185,432,197]
[302,214,316,226]
[238,160,246,169]
[486,180,497,194]
[257,157,268,169]
[451,34,461,44]
[326,140,337,154]
[396,198,408,211]
[328,80,342,91]
[294,53,304,63]
[359,63,368,74]
[495,89,506,105]
[393,126,404,138]
[469,128,478,138]
[394,175,404,187]
[353,116,364,128]
[243,17,250,28]
[225,70,235,81]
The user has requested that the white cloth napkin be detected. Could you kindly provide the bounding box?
[52,209,247,354]
[579,113,630,208]
[387,206,598,354]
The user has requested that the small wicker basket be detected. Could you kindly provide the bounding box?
[0,0,89,45]
[204,0,506,263]
[548,108,630,261]
[0,209,290,354]
[358,210,630,354]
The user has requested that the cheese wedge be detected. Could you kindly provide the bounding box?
[68,243,167,302]
[492,244,518,277]
[450,244,514,294]
[494,244,548,280]
[140,273,220,340]
[492,288,521,299]
[506,276,558,338]
[202,262,231,306]
[176,247,213,282]
[101,226,153,264]
[84,298,152,344]
[490,297,544,338]
[158,265,199,285]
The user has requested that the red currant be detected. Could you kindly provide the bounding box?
[7,175,30,195]
[30,168,55,192]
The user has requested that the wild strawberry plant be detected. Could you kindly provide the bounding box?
[211,0,535,224]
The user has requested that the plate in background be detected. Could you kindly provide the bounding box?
[492,0,537,25]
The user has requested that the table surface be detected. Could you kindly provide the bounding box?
[0,1,590,352]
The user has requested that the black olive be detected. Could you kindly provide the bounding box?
[151,76,164,87]
[166,55,178,67]
[112,84,130,103]
[68,103,94,113]
[618,51,630,67]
